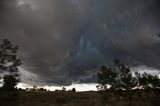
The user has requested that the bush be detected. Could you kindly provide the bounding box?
[2,75,19,91]
[72,88,76,92]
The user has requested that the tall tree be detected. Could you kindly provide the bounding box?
[97,60,137,91]
[0,39,21,90]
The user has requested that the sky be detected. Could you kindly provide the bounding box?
[0,0,160,88]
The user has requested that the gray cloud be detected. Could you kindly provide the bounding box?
[0,0,160,85]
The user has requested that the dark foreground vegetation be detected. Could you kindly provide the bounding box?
[0,90,160,106]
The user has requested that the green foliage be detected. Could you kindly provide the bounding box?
[0,39,22,90]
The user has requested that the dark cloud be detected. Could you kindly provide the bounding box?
[0,0,160,85]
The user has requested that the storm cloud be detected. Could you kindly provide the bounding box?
[0,0,160,85]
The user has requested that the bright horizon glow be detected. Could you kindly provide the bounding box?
[17,83,99,92]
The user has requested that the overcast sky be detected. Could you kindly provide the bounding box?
[0,0,160,86]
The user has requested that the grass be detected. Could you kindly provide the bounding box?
[0,90,160,106]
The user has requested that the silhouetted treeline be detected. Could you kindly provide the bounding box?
[97,59,160,103]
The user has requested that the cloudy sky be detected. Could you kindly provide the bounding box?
[0,0,160,86]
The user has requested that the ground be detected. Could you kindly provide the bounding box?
[0,90,160,106]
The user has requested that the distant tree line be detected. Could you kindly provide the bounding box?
[25,85,76,92]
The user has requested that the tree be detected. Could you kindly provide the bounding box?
[32,85,37,91]
[97,59,138,102]
[150,75,160,89]
[72,88,76,92]
[2,75,19,90]
[114,61,139,101]
[135,72,160,89]
[0,39,21,90]
[62,87,66,91]
[114,60,137,90]
[97,65,117,91]
[97,59,137,91]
